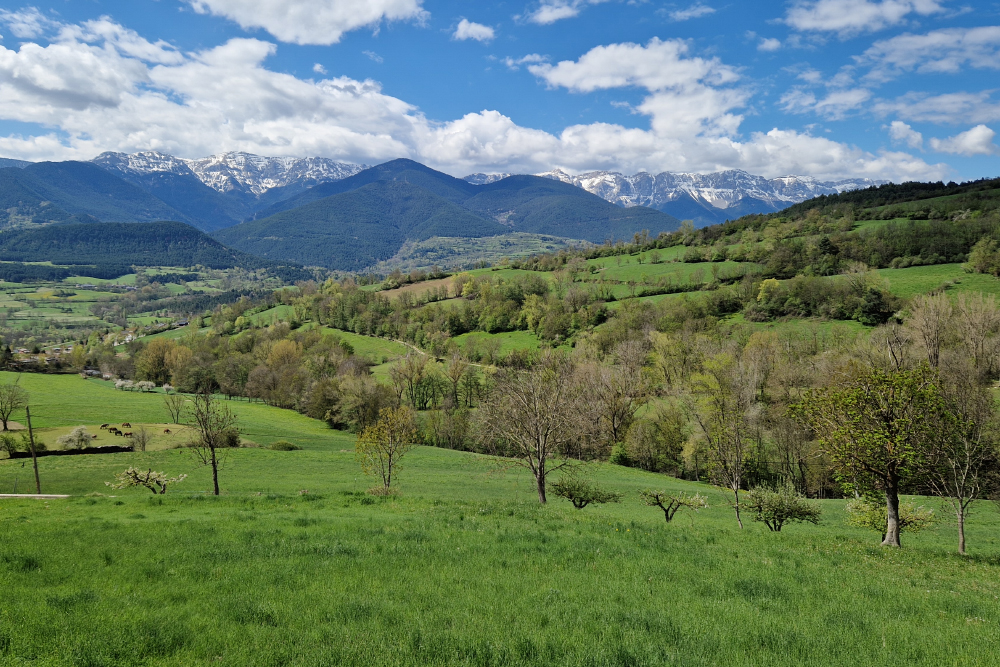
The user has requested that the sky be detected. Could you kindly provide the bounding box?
[0,1,998,182]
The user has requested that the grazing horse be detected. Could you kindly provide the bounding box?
[121,422,131,428]
[91,434,98,439]
[163,428,171,434]
[99,424,109,429]
[123,432,132,437]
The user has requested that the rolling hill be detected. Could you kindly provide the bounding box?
[0,220,297,272]
[218,159,681,270]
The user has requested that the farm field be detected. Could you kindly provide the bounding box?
[0,380,998,665]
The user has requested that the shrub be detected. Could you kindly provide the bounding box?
[639,490,708,522]
[608,442,631,466]
[844,497,937,539]
[106,467,187,495]
[743,484,822,531]
[269,440,302,451]
[550,476,622,509]
[0,433,20,457]
[57,427,92,450]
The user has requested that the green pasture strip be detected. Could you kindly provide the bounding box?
[453,330,545,355]
[317,328,411,363]
[246,304,295,325]
[0,445,997,666]
[0,372,338,451]
[877,263,1000,299]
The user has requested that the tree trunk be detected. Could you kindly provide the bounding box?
[733,488,744,529]
[210,446,220,496]
[957,509,966,556]
[536,473,547,503]
[882,484,901,547]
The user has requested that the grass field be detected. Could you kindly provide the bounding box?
[877,263,1000,299]
[0,373,999,665]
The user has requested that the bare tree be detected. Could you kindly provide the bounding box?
[444,353,469,406]
[477,352,584,503]
[908,293,953,368]
[585,341,650,450]
[639,490,708,522]
[0,379,27,431]
[189,389,239,495]
[164,393,187,424]
[129,426,153,453]
[925,360,1000,554]
[954,293,1000,378]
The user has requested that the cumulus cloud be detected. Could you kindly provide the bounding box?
[313,63,327,75]
[888,120,923,148]
[874,91,1000,124]
[186,0,427,45]
[453,19,494,42]
[758,38,782,52]
[859,26,1000,81]
[523,0,611,25]
[0,17,946,182]
[784,0,946,37]
[929,125,999,156]
[502,54,547,70]
[669,4,716,21]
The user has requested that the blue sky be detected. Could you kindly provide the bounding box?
[0,0,998,182]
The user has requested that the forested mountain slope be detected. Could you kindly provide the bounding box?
[221,159,680,270]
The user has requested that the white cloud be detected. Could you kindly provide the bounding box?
[0,17,947,183]
[527,38,739,93]
[313,63,327,75]
[784,0,946,37]
[859,26,1000,81]
[929,125,999,156]
[523,0,611,25]
[186,0,427,45]
[888,120,923,148]
[758,38,782,52]
[0,7,57,38]
[874,91,1000,124]
[502,54,547,70]
[669,4,716,21]
[781,87,872,120]
[363,50,383,63]
[453,19,494,42]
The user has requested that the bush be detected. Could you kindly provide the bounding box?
[57,427,92,450]
[269,440,302,451]
[0,433,20,457]
[608,442,631,466]
[550,476,622,509]
[743,484,822,531]
[844,497,937,538]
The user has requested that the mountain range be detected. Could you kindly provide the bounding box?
[531,169,885,226]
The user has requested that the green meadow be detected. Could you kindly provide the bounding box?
[0,373,998,666]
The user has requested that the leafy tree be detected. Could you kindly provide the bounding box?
[0,432,20,457]
[743,483,822,532]
[550,476,622,509]
[106,468,187,495]
[639,490,708,522]
[355,406,416,493]
[0,380,27,431]
[793,365,946,547]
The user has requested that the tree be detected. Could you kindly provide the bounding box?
[550,476,622,509]
[129,426,153,453]
[793,365,946,547]
[845,497,937,539]
[57,426,92,450]
[355,406,416,493]
[743,483,822,531]
[924,365,999,554]
[585,341,650,450]
[907,293,952,368]
[106,468,187,495]
[477,352,584,503]
[639,490,708,522]
[134,338,176,385]
[189,389,239,495]
[0,380,27,431]
[164,393,187,424]
[0,432,20,457]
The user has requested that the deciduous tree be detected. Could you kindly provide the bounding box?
[355,406,416,493]
[0,379,27,432]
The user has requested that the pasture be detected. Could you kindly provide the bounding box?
[0,374,999,665]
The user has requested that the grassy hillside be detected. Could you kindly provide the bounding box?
[0,373,997,666]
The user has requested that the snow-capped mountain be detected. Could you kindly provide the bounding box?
[93,151,365,196]
[525,168,884,225]
[464,172,513,185]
